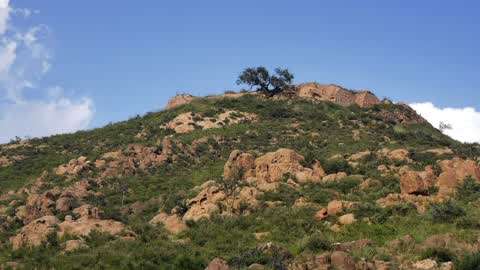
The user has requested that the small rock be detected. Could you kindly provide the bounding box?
[338,214,356,225]
[206,258,230,270]
[315,208,328,221]
[327,200,343,216]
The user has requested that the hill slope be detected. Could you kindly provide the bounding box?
[1,84,480,269]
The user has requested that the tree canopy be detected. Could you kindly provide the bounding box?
[236,66,294,95]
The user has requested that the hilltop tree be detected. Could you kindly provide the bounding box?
[236,66,294,96]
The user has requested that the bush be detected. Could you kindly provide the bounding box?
[457,177,480,202]
[421,247,456,263]
[299,232,332,253]
[429,201,466,223]
[323,177,360,194]
[457,252,480,270]
[323,158,352,175]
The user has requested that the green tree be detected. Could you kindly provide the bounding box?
[236,66,294,95]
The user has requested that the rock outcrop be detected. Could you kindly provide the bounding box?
[400,166,436,195]
[58,212,125,238]
[55,156,91,177]
[162,111,257,134]
[437,158,480,195]
[165,94,195,110]
[296,83,380,108]
[10,215,59,250]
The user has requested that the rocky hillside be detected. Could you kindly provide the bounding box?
[1,83,480,269]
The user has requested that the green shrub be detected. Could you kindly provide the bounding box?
[323,177,360,194]
[429,201,466,223]
[457,177,480,202]
[421,247,456,263]
[299,232,332,253]
[323,158,352,174]
[457,252,480,270]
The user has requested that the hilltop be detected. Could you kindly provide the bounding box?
[1,82,480,269]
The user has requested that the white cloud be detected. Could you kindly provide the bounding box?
[0,97,94,142]
[410,102,480,144]
[0,0,10,35]
[0,1,94,143]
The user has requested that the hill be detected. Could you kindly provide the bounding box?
[1,83,480,269]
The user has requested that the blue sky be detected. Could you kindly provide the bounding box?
[1,0,480,142]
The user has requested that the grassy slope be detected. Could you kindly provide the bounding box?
[1,94,480,269]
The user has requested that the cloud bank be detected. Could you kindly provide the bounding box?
[410,102,480,144]
[0,0,94,143]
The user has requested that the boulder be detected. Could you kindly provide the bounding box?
[437,158,480,195]
[327,200,343,216]
[206,258,230,270]
[64,239,88,253]
[338,214,356,225]
[322,172,348,182]
[58,216,125,238]
[254,149,310,184]
[296,83,379,108]
[149,212,187,234]
[315,208,328,221]
[224,150,255,181]
[222,149,325,191]
[412,259,437,270]
[183,185,226,222]
[22,192,56,224]
[400,166,436,195]
[55,156,91,176]
[348,151,371,162]
[73,204,103,219]
[165,94,194,110]
[378,148,411,162]
[330,251,355,270]
[56,196,77,213]
[10,215,59,250]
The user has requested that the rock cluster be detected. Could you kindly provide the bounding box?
[55,156,91,177]
[10,215,59,250]
[224,148,326,191]
[162,110,257,134]
[296,83,380,108]
[94,137,174,178]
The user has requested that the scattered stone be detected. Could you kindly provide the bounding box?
[55,156,91,177]
[163,111,257,134]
